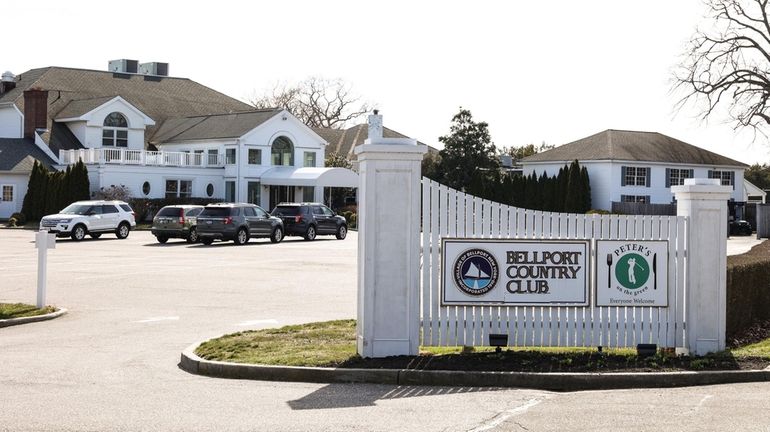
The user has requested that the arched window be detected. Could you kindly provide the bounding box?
[271,136,294,166]
[102,112,128,147]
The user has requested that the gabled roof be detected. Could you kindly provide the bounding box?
[522,129,748,168]
[0,66,253,146]
[0,138,58,173]
[150,109,282,143]
[313,124,435,159]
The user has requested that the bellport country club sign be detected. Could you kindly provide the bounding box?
[442,239,589,306]
[442,238,669,307]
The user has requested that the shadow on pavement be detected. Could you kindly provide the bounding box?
[287,384,503,410]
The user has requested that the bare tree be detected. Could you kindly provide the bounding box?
[675,0,770,135]
[248,77,373,129]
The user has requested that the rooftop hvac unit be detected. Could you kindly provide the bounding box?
[108,59,139,74]
[139,62,169,76]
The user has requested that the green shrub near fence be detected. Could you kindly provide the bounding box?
[726,240,770,339]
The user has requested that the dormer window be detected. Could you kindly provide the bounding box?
[102,112,128,147]
[271,136,294,166]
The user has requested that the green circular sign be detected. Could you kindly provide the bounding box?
[614,253,649,289]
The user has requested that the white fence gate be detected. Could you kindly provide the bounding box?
[420,178,688,349]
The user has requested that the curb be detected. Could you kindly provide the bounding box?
[0,308,68,328]
[180,341,770,391]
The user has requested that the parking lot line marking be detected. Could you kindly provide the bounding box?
[132,316,180,323]
[237,319,279,326]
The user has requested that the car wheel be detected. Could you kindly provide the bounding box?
[90,233,102,239]
[71,224,87,241]
[271,227,283,243]
[201,238,214,245]
[157,235,169,244]
[336,225,347,240]
[116,222,130,239]
[234,228,249,245]
[186,227,199,243]
[304,225,317,241]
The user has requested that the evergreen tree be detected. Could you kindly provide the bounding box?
[564,160,583,212]
[21,161,39,220]
[580,166,592,212]
[437,108,499,193]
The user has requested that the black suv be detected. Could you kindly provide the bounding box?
[271,202,348,241]
[197,203,284,245]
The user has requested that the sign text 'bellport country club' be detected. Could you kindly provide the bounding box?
[442,239,590,306]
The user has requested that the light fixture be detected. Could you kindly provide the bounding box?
[489,333,508,353]
[637,343,657,358]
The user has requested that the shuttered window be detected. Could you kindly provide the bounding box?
[665,168,694,187]
[621,166,650,187]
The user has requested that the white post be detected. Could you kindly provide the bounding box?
[354,112,427,357]
[673,178,732,355]
[35,230,56,308]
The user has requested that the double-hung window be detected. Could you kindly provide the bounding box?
[666,168,693,187]
[165,180,192,198]
[621,166,650,187]
[708,170,735,187]
[102,112,128,147]
[248,149,262,165]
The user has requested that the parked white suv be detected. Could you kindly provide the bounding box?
[40,200,137,241]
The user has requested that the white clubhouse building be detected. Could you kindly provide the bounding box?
[0,61,357,218]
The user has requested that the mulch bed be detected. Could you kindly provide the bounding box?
[338,350,769,372]
[336,321,770,373]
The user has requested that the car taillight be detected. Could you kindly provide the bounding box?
[179,208,185,224]
[294,215,303,223]
[131,211,136,219]
[224,217,233,225]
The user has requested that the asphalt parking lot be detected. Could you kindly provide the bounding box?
[3,228,770,432]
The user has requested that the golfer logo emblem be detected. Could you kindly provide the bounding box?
[614,253,650,289]
[453,248,499,296]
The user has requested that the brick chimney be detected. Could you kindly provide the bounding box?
[23,89,48,140]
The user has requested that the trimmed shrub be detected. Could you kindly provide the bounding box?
[8,212,26,226]
[726,240,770,339]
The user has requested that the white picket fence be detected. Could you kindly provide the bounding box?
[420,178,689,349]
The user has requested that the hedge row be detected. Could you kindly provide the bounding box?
[726,240,770,339]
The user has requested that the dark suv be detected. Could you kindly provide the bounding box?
[271,202,347,241]
[151,205,204,243]
[196,203,284,245]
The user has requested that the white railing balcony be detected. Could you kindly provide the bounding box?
[59,148,224,168]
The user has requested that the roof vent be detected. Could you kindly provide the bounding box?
[108,59,139,74]
[0,71,16,94]
[139,62,169,76]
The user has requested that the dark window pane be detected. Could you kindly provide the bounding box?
[104,112,128,127]
[243,207,256,216]
[102,205,119,214]
[272,206,300,216]
[157,207,181,216]
[200,207,231,217]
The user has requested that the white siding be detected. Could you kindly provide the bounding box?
[0,105,23,138]
[0,173,30,218]
[524,161,746,211]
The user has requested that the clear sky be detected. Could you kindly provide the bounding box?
[5,0,770,165]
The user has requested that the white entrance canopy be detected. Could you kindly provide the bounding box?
[260,167,358,188]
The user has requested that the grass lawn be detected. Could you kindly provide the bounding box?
[0,303,56,320]
[195,319,770,372]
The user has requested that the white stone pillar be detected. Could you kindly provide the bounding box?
[354,112,427,357]
[673,178,732,355]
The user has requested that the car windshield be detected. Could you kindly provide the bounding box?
[60,204,94,215]
[199,207,232,217]
[157,207,181,217]
[272,206,300,216]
